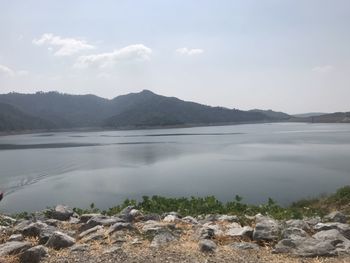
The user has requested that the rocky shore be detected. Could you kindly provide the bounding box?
[1,205,350,263]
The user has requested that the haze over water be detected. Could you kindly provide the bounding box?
[1,122,350,213]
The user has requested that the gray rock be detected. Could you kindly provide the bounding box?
[314,222,350,239]
[119,206,136,222]
[197,225,215,240]
[305,217,322,226]
[231,242,260,250]
[141,214,161,221]
[21,221,56,244]
[79,225,103,239]
[0,241,31,256]
[45,219,59,227]
[217,215,239,223]
[51,205,74,221]
[69,217,80,224]
[282,227,309,239]
[295,238,336,257]
[182,216,198,224]
[226,225,253,239]
[13,220,32,233]
[273,237,306,254]
[19,245,48,263]
[107,222,134,235]
[199,239,217,252]
[325,211,348,224]
[8,234,24,242]
[81,231,105,243]
[163,215,178,223]
[81,215,123,231]
[285,219,311,232]
[142,220,167,235]
[150,231,176,248]
[70,244,90,252]
[46,231,76,249]
[79,213,102,224]
[313,229,350,250]
[253,215,280,241]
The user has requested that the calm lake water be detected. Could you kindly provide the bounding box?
[1,123,350,213]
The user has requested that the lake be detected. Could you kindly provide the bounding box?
[1,122,350,213]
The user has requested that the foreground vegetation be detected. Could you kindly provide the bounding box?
[68,186,350,221]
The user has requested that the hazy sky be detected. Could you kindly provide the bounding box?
[0,0,349,114]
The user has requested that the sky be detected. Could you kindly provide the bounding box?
[0,0,349,114]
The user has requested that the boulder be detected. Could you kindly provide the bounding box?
[226,225,253,239]
[0,241,31,256]
[150,231,176,247]
[51,205,74,221]
[325,211,348,224]
[79,225,103,239]
[314,222,350,239]
[163,215,178,223]
[282,227,309,239]
[81,215,123,231]
[217,215,239,223]
[119,206,136,222]
[81,230,105,243]
[46,231,75,249]
[70,244,90,252]
[107,222,134,235]
[142,220,168,235]
[253,215,280,241]
[182,216,198,225]
[295,238,337,257]
[8,234,24,242]
[199,239,217,252]
[19,245,48,263]
[285,219,311,232]
[79,213,102,224]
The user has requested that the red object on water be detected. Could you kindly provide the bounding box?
[0,192,3,201]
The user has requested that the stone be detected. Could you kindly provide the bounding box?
[273,237,306,254]
[45,219,59,227]
[0,241,31,256]
[253,215,280,241]
[46,231,75,249]
[119,206,136,222]
[21,221,56,244]
[313,229,350,249]
[81,231,105,243]
[141,214,161,221]
[314,222,350,239]
[285,219,311,232]
[199,239,217,252]
[325,211,348,224]
[13,220,32,233]
[142,220,167,235]
[70,244,90,252]
[150,231,176,247]
[295,238,337,257]
[79,225,103,239]
[79,213,102,224]
[51,205,74,221]
[107,222,134,235]
[182,216,198,224]
[163,215,178,223]
[282,227,309,239]
[19,245,48,263]
[226,225,253,239]
[231,242,260,250]
[81,215,123,231]
[8,234,24,242]
[217,215,239,223]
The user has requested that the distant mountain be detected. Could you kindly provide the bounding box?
[0,90,290,132]
[0,102,55,131]
[249,109,290,120]
[293,112,328,118]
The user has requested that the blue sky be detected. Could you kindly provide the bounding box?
[0,0,349,114]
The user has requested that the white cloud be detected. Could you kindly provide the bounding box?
[176,47,204,56]
[33,33,95,56]
[0,64,15,77]
[312,65,334,73]
[74,44,152,68]
[17,70,29,76]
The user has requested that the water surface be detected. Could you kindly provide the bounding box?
[1,123,350,213]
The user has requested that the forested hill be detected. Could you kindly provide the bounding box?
[0,90,289,132]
